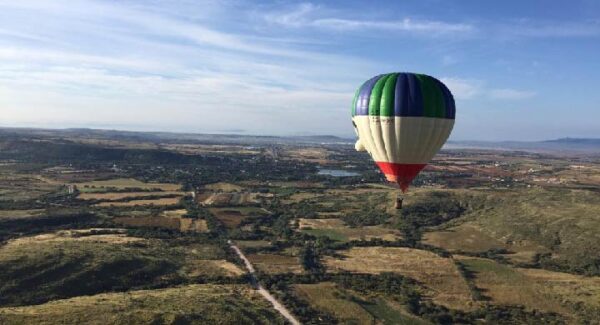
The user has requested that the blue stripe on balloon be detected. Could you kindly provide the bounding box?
[355,75,383,115]
[435,79,456,119]
[408,74,424,116]
[395,73,423,117]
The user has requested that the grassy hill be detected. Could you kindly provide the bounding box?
[0,229,237,307]
[0,284,283,325]
[421,187,600,275]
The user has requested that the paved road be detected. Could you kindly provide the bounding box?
[228,241,301,325]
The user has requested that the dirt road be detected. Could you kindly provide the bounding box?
[228,241,301,325]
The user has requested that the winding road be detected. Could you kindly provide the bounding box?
[228,240,301,325]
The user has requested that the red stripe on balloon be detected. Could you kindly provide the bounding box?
[375,162,426,192]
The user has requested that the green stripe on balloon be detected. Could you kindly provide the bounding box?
[416,74,446,118]
[369,73,392,116]
[380,73,398,117]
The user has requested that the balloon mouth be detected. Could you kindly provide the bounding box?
[384,174,411,192]
[376,162,427,193]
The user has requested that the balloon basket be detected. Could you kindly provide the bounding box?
[394,192,403,210]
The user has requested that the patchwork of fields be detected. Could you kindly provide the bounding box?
[1,132,599,324]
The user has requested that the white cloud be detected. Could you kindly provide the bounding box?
[489,88,536,100]
[442,55,458,66]
[510,20,600,38]
[0,0,379,136]
[264,3,474,35]
[492,19,600,40]
[441,78,536,101]
[440,77,483,100]
[264,3,317,28]
[312,18,473,33]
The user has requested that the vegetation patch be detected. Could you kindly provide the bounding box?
[0,209,45,220]
[74,178,181,192]
[78,191,184,201]
[247,253,304,274]
[460,188,600,275]
[298,218,400,242]
[324,247,475,311]
[0,284,283,325]
[423,222,549,264]
[204,182,243,192]
[95,197,181,207]
[0,232,233,306]
[294,282,375,324]
[457,255,600,322]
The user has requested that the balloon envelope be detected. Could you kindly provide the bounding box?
[351,72,456,191]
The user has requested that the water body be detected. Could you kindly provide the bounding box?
[317,169,360,177]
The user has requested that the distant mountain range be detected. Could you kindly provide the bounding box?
[0,127,354,146]
[1,127,599,154]
[447,138,600,154]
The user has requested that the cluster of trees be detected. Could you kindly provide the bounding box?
[533,252,600,277]
[0,186,79,210]
[0,209,100,243]
[342,209,390,227]
[397,192,465,245]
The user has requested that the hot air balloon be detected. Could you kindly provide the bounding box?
[351,72,455,208]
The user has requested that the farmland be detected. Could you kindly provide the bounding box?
[0,128,599,324]
[298,218,401,242]
[324,247,476,311]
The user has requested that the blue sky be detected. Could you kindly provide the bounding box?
[1,0,599,140]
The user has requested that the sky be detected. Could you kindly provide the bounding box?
[1,0,599,140]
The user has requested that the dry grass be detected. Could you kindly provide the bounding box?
[282,148,331,164]
[0,284,280,325]
[161,209,187,218]
[0,209,45,220]
[298,218,401,242]
[95,197,181,207]
[295,283,375,324]
[0,172,61,201]
[519,268,600,313]
[114,216,181,230]
[200,193,234,205]
[78,191,184,201]
[204,182,243,192]
[210,209,246,228]
[423,223,506,252]
[182,259,245,277]
[457,188,600,266]
[1,231,239,295]
[324,247,476,311]
[114,210,208,233]
[247,253,303,274]
[265,181,324,188]
[200,192,263,206]
[235,240,272,249]
[456,256,600,320]
[179,218,209,232]
[282,192,322,203]
[423,223,549,264]
[209,207,267,229]
[4,229,144,248]
[74,178,181,192]
[162,144,261,156]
